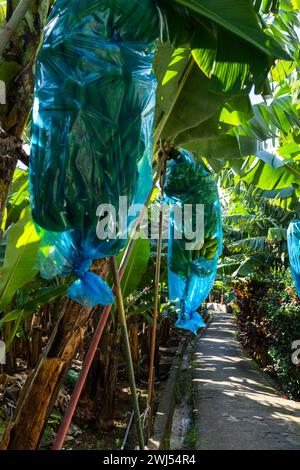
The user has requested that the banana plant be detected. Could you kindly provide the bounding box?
[154,1,300,191]
[119,237,151,299]
[154,0,290,141]
[0,0,51,229]
[0,178,68,348]
[0,206,40,313]
[219,174,295,277]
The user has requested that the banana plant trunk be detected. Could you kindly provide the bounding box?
[0,260,110,450]
[0,131,28,230]
[0,0,50,230]
[0,298,91,449]
[80,315,120,430]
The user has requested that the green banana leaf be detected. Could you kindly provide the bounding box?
[157,0,289,94]
[154,44,254,143]
[232,254,266,277]
[240,154,300,190]
[0,207,41,313]
[227,236,267,253]
[6,168,30,228]
[237,95,300,141]
[118,237,151,299]
[0,283,68,324]
[174,0,288,57]
[267,226,287,241]
[184,134,242,160]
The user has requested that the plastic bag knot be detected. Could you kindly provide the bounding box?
[68,258,114,308]
[175,310,206,335]
[74,259,93,279]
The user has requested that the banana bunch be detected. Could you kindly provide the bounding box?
[30,0,159,234]
[198,236,219,260]
[165,159,218,207]
[166,150,221,280]
[29,0,159,306]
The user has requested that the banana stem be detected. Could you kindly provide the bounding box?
[0,0,32,59]
[153,57,194,146]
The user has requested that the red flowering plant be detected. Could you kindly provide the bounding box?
[234,275,272,367]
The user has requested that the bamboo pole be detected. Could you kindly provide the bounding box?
[121,411,134,450]
[111,256,144,450]
[147,150,165,436]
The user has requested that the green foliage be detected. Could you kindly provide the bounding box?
[0,284,68,325]
[220,176,294,277]
[153,0,292,160]
[238,95,300,140]
[118,237,151,299]
[0,206,40,313]
[0,2,6,25]
[268,302,300,398]
[154,46,229,142]
[158,0,288,94]
[234,269,300,399]
[0,168,67,348]
[5,168,29,228]
[174,0,287,56]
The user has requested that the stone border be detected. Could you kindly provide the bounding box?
[147,307,217,450]
[146,339,187,450]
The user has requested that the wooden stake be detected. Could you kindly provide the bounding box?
[147,149,165,436]
[111,256,144,450]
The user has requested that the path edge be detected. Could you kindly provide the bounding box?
[147,306,218,450]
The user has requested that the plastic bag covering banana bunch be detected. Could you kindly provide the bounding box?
[164,149,222,334]
[29,0,159,307]
[287,221,300,296]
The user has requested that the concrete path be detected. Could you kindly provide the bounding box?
[193,309,300,450]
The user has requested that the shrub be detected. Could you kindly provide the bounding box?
[234,269,300,399]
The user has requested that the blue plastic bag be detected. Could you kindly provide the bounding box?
[165,149,222,334]
[287,220,300,296]
[29,0,159,306]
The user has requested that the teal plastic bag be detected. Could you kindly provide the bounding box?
[29,0,159,306]
[165,149,222,334]
[287,220,300,296]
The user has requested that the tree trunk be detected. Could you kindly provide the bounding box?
[0,299,92,449]
[0,358,64,450]
[79,317,120,430]
[0,1,50,229]
[0,260,111,450]
[94,331,119,431]
[3,322,16,375]
[0,131,28,232]
[30,325,42,368]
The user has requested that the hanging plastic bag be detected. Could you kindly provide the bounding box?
[164,149,222,334]
[287,220,300,296]
[29,0,159,306]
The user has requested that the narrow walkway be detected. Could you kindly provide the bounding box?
[194,309,300,450]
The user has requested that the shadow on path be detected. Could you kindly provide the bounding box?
[194,310,300,450]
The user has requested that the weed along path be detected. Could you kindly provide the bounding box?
[193,309,300,450]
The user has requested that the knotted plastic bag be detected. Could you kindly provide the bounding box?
[164,149,222,334]
[29,0,159,306]
[287,220,300,296]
